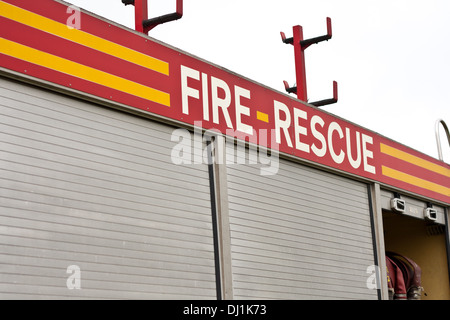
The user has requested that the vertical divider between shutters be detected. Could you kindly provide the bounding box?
[206,134,234,300]
[368,183,389,300]
[444,207,450,287]
[206,137,222,299]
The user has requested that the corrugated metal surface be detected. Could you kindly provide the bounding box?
[0,77,216,299]
[226,143,378,299]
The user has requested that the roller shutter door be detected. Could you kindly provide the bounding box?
[0,77,217,299]
[226,143,378,299]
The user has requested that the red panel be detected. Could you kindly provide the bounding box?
[0,53,164,114]
[0,18,171,92]
[1,0,448,204]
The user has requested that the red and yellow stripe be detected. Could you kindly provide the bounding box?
[0,1,170,107]
[380,143,450,199]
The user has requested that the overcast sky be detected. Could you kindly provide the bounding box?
[67,0,450,162]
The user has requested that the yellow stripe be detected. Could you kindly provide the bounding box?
[0,1,169,75]
[257,111,269,123]
[0,38,170,107]
[382,166,450,197]
[380,143,450,177]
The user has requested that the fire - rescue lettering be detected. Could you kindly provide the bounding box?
[181,65,253,134]
[274,100,376,174]
[181,65,376,175]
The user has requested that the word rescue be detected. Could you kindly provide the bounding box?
[181,65,376,175]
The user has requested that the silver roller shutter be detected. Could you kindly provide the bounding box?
[226,142,378,300]
[0,77,217,299]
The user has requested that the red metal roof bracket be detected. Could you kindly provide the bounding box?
[281,17,338,107]
[122,0,183,34]
[310,81,338,107]
[143,0,183,33]
[300,17,332,49]
[283,80,338,107]
[283,80,297,94]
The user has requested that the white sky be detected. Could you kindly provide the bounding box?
[66,0,450,162]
